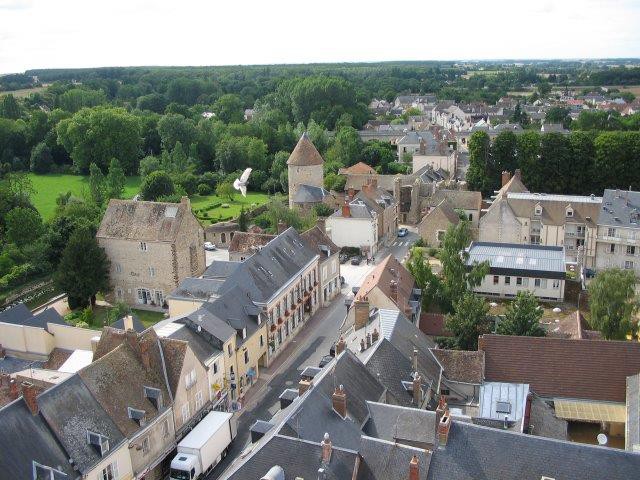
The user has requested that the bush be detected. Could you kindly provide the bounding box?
[141,170,175,201]
[197,183,212,196]
[314,203,334,217]
[427,247,439,257]
[30,142,53,174]
[174,172,199,195]
[414,238,425,248]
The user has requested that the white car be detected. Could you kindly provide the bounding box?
[204,242,216,251]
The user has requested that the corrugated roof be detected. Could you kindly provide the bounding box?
[466,241,565,275]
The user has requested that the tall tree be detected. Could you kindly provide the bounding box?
[213,94,244,123]
[445,292,492,350]
[406,247,442,312]
[105,158,126,200]
[5,207,43,247]
[88,163,105,205]
[588,268,638,340]
[465,131,492,196]
[0,94,21,119]
[140,170,175,201]
[496,291,545,337]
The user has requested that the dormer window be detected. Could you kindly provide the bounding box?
[87,430,110,456]
[566,206,573,217]
[143,386,163,410]
[128,407,147,427]
[33,461,68,480]
[534,204,542,216]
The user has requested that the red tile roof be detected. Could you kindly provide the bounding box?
[354,255,415,315]
[479,334,640,403]
[419,313,452,337]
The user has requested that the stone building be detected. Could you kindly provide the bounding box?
[417,198,460,247]
[204,221,238,247]
[97,197,204,308]
[288,132,327,209]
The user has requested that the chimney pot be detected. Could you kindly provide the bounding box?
[335,336,346,356]
[409,455,420,480]
[438,410,452,446]
[321,432,332,464]
[501,171,511,187]
[412,373,422,406]
[436,394,448,425]
[341,203,351,218]
[389,280,399,305]
[360,338,366,352]
[0,343,4,359]
[332,384,347,418]
[299,379,313,396]
[123,315,134,331]
[371,328,379,343]
[9,378,19,400]
[21,382,39,415]
[353,298,370,330]
[366,333,371,348]
[412,348,418,372]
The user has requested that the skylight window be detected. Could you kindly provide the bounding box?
[87,431,110,456]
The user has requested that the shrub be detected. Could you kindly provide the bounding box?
[427,247,439,257]
[197,183,212,196]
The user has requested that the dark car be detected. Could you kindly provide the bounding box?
[350,255,362,265]
[339,253,350,264]
[318,355,334,368]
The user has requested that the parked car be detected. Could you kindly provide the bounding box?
[318,355,334,368]
[350,255,362,265]
[339,253,350,264]
[397,227,408,237]
[204,242,217,251]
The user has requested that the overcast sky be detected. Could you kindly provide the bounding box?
[1,0,639,73]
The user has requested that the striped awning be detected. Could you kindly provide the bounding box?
[554,399,626,423]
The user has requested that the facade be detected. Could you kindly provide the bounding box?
[287,132,325,209]
[595,189,640,277]
[479,172,601,268]
[417,198,460,247]
[300,225,341,307]
[204,221,238,247]
[97,197,205,308]
[466,242,566,301]
[354,180,398,246]
[326,200,379,255]
[425,189,482,230]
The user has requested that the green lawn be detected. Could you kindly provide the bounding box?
[190,191,270,225]
[71,306,166,331]
[28,174,141,220]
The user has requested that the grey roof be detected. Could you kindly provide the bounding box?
[0,398,77,479]
[363,401,436,447]
[180,306,237,345]
[428,190,481,211]
[414,165,447,183]
[528,394,568,441]
[478,381,529,424]
[201,287,262,347]
[202,260,241,279]
[331,199,376,219]
[357,436,430,480]
[426,420,640,480]
[292,184,330,203]
[167,317,226,363]
[169,277,226,301]
[111,315,146,332]
[38,375,126,475]
[225,434,358,480]
[0,355,44,373]
[627,373,640,451]
[598,189,640,229]
[466,241,565,278]
[0,304,65,331]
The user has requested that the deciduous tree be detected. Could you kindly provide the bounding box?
[588,268,638,340]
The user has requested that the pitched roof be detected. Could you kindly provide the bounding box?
[340,162,377,175]
[0,398,77,479]
[228,232,276,255]
[287,132,324,166]
[528,394,567,441]
[300,225,340,263]
[505,191,601,226]
[202,260,241,279]
[364,401,437,447]
[466,242,565,278]
[292,184,330,203]
[97,198,194,242]
[479,334,640,402]
[428,190,482,211]
[419,198,461,228]
[110,315,146,333]
[599,188,640,229]
[426,419,640,480]
[430,349,484,384]
[357,436,430,480]
[0,304,65,331]
[419,313,452,337]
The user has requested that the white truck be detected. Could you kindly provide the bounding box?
[169,411,237,480]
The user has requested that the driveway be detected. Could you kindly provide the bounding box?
[205,248,229,266]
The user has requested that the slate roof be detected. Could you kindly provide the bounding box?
[162,320,224,364]
[292,184,330,203]
[38,375,126,475]
[169,277,226,301]
[505,191,601,226]
[357,436,430,480]
[598,188,640,229]
[202,260,241,279]
[201,286,262,347]
[300,225,340,263]
[626,373,640,451]
[0,397,77,479]
[466,241,565,278]
[363,401,437,447]
[426,419,640,480]
[227,232,275,256]
[331,199,376,219]
[287,132,324,166]
[225,434,358,480]
[479,334,640,402]
[0,304,65,331]
[97,198,192,242]
[110,315,146,332]
[528,394,568,441]
[428,190,482,211]
[431,349,484,384]
[420,198,461,228]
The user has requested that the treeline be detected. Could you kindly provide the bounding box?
[466,130,640,197]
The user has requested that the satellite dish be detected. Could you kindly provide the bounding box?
[597,433,608,446]
[552,307,562,313]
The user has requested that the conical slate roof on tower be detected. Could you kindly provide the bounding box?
[287,132,324,166]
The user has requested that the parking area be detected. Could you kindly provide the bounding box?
[340,261,376,295]
[205,248,229,266]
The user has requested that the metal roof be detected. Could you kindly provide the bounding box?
[507,192,602,204]
[466,242,565,276]
[479,381,530,423]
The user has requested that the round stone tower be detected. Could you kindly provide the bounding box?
[287,132,324,208]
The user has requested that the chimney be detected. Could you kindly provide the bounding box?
[321,432,332,464]
[366,333,371,348]
[409,455,419,480]
[9,379,19,400]
[180,196,190,209]
[353,297,370,330]
[341,202,351,218]
[0,344,4,359]
[501,171,511,187]
[123,315,134,331]
[332,384,347,418]
[360,338,366,351]
[277,221,287,234]
[389,280,399,305]
[21,382,39,415]
[412,348,418,373]
[436,395,448,425]
[419,137,426,155]
[299,379,313,396]
[124,329,139,355]
[335,336,346,356]
[412,373,422,406]
[438,410,452,446]
[514,169,522,180]
[369,177,378,189]
[347,188,355,200]
[371,328,379,343]
[139,339,151,370]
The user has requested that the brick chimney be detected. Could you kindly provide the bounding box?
[436,394,448,425]
[412,348,418,373]
[412,373,422,406]
[501,171,511,187]
[341,202,351,218]
[180,195,191,209]
[332,384,347,418]
[409,455,419,480]
[123,315,134,331]
[0,343,5,359]
[9,378,19,400]
[277,221,287,234]
[353,297,370,330]
[389,280,399,305]
[514,169,521,180]
[321,432,332,464]
[438,410,452,446]
[21,382,39,415]
[371,328,379,343]
[335,337,346,356]
[299,379,312,396]
[347,188,355,200]
[419,137,426,155]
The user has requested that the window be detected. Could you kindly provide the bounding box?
[627,246,636,255]
[493,276,499,285]
[34,462,68,480]
[468,213,473,221]
[552,280,560,289]
[195,391,204,411]
[148,266,155,277]
[625,260,634,270]
[244,350,249,364]
[504,277,511,285]
[87,431,109,456]
[608,227,616,237]
[260,335,264,347]
[228,344,233,356]
[534,205,542,216]
[269,311,273,324]
[609,243,616,254]
[162,419,170,438]
[184,369,196,390]
[139,241,148,251]
[99,462,119,480]
[212,361,218,375]
[534,278,541,287]
[181,403,190,423]
[566,208,573,217]
[141,436,150,455]
[436,230,446,241]
[115,263,122,273]
[116,288,123,300]
[516,277,523,286]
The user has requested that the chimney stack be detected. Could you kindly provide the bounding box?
[412,348,418,373]
[0,343,4,359]
[419,137,426,155]
[123,315,134,331]
[332,384,347,418]
[514,169,522,180]
[347,188,355,200]
[412,373,422,406]
[9,378,19,400]
[180,196,191,209]
[321,432,332,464]
[335,337,346,356]
[389,280,399,305]
[139,339,151,370]
[409,455,420,480]
[299,379,313,396]
[341,202,351,218]
[436,395,448,425]
[501,171,511,187]
[353,297,370,330]
[316,217,327,234]
[438,410,452,446]
[21,382,39,415]
[371,328,379,343]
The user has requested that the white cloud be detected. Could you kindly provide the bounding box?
[0,0,639,73]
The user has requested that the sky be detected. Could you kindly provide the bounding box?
[1,0,640,73]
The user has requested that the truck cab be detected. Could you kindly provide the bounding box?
[170,453,200,480]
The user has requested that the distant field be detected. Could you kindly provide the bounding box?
[0,85,48,98]
[28,174,141,220]
[461,70,505,79]
[509,84,640,97]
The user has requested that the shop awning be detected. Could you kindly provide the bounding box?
[554,399,626,423]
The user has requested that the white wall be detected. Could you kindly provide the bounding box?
[473,273,564,301]
[326,217,378,254]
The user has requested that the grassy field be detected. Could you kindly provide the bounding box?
[0,85,48,98]
[190,191,270,225]
[75,306,166,330]
[28,174,141,220]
